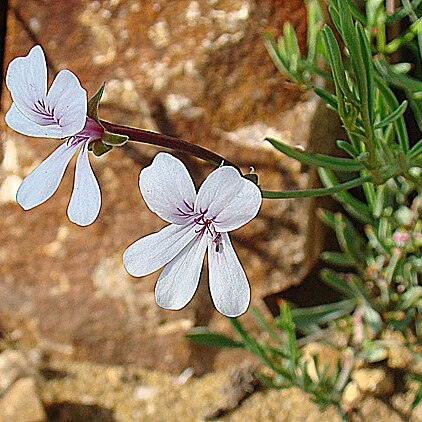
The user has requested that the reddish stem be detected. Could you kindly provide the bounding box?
[101,120,240,171]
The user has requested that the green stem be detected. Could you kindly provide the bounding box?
[101,120,240,171]
[384,16,422,54]
[230,318,291,379]
[261,175,372,199]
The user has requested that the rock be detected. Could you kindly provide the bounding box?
[40,358,341,422]
[388,346,414,370]
[0,350,34,395]
[352,368,395,396]
[352,396,403,422]
[0,175,23,204]
[0,0,341,373]
[301,342,342,383]
[342,381,362,411]
[411,400,422,422]
[0,377,46,422]
[133,385,159,401]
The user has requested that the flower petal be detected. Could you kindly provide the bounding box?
[6,45,47,119]
[208,232,250,317]
[5,103,65,138]
[16,142,77,210]
[139,153,197,224]
[67,146,101,226]
[45,69,87,138]
[155,234,207,310]
[5,45,87,139]
[195,167,262,232]
[123,222,197,277]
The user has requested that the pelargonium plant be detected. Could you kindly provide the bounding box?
[3,0,422,418]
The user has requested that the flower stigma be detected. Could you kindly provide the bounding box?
[194,213,223,253]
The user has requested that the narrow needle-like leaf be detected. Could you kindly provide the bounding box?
[266,137,364,171]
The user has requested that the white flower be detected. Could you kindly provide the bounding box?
[5,45,103,226]
[123,153,262,317]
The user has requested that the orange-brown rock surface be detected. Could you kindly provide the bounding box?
[0,0,336,373]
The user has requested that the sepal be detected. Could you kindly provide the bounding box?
[87,83,105,123]
[244,173,259,185]
[89,139,112,156]
[102,131,129,146]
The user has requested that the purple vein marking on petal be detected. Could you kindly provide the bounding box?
[183,199,194,212]
[31,98,57,126]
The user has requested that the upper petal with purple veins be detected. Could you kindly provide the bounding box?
[195,166,262,232]
[5,45,87,139]
[139,153,197,224]
[6,45,47,116]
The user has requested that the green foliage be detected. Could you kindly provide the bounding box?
[185,327,244,348]
[187,307,346,414]
[189,0,422,417]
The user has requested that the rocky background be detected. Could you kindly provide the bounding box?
[0,0,327,374]
[0,1,356,421]
[2,1,422,421]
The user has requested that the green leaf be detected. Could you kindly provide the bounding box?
[102,131,129,146]
[266,137,363,171]
[262,174,371,199]
[345,0,367,24]
[185,327,244,348]
[411,378,422,410]
[317,208,336,230]
[399,286,422,310]
[318,168,375,224]
[336,140,358,158]
[322,25,358,105]
[264,33,298,84]
[375,100,408,129]
[251,307,281,344]
[283,22,301,74]
[306,0,324,64]
[356,22,375,125]
[373,184,385,218]
[375,59,422,135]
[359,343,388,362]
[363,305,383,334]
[409,138,422,159]
[333,212,367,267]
[320,251,356,267]
[87,83,105,122]
[314,87,338,110]
[288,299,355,330]
[362,179,376,213]
[337,0,360,62]
[375,75,409,153]
[384,16,422,54]
[320,269,355,298]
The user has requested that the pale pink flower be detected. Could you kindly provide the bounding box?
[123,153,262,317]
[5,45,103,226]
[392,230,410,247]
